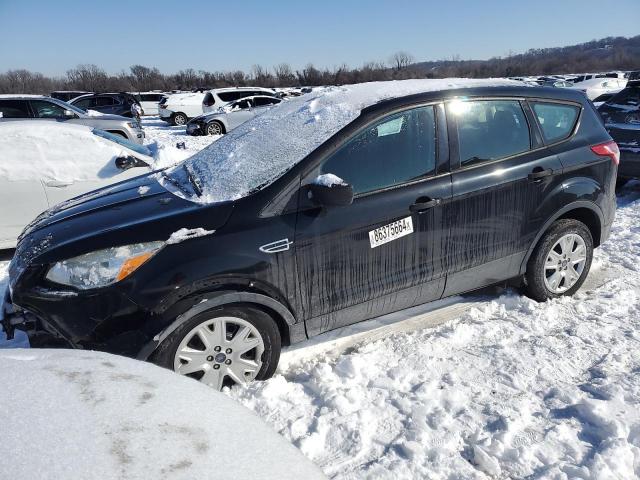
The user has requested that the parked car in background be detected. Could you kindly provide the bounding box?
[202,87,276,114]
[187,95,282,136]
[50,91,91,102]
[570,77,627,100]
[131,92,168,116]
[599,80,640,182]
[3,81,617,392]
[0,121,152,248]
[0,95,145,143]
[69,92,141,118]
[539,79,572,88]
[158,91,206,126]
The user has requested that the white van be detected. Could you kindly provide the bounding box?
[202,87,277,114]
[158,92,206,126]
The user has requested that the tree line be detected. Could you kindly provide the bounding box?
[1,35,638,95]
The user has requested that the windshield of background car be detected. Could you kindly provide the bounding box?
[92,129,151,157]
[58,100,88,115]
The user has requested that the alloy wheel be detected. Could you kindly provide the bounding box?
[543,233,587,294]
[207,122,222,135]
[173,316,265,390]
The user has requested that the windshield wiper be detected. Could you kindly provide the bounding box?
[183,163,203,197]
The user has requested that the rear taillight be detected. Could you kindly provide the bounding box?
[591,141,620,165]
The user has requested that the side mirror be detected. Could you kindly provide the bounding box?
[63,109,75,118]
[115,156,148,170]
[308,174,353,207]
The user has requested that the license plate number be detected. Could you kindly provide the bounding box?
[369,217,413,248]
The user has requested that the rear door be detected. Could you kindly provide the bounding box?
[444,98,564,296]
[294,104,451,335]
[0,99,32,121]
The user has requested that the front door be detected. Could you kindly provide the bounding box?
[294,104,451,335]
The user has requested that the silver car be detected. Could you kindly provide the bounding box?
[186,95,282,136]
[0,95,145,144]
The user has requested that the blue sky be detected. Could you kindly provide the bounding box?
[0,0,638,76]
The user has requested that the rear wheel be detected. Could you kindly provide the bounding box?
[524,219,593,302]
[206,121,224,136]
[153,305,281,390]
[172,112,188,126]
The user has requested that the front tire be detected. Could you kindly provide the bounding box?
[153,305,281,390]
[206,121,224,136]
[524,219,593,302]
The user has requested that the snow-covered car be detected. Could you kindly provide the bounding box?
[158,92,206,126]
[0,95,145,143]
[570,77,628,100]
[202,87,277,114]
[0,349,326,480]
[131,92,168,116]
[187,95,282,136]
[0,121,152,248]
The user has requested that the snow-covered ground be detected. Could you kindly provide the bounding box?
[1,118,639,479]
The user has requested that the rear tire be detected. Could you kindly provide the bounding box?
[524,219,593,302]
[153,304,281,390]
[172,112,188,126]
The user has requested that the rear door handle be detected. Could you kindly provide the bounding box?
[528,168,553,182]
[410,197,441,213]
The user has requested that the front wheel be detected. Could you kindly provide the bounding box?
[206,121,224,136]
[153,305,281,390]
[524,219,593,302]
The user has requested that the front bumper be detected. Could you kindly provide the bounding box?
[186,123,204,136]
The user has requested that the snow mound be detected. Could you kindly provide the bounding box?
[163,79,521,204]
[0,349,326,480]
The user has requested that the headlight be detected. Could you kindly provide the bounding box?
[45,242,164,290]
[127,121,141,129]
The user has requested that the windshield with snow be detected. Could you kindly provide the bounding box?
[162,79,520,204]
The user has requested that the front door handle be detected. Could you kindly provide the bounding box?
[45,180,74,188]
[528,168,553,182]
[410,197,441,213]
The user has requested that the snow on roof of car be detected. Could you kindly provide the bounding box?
[0,121,149,182]
[163,78,522,204]
[0,350,326,480]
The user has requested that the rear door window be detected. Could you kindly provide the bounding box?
[218,91,245,102]
[95,96,117,106]
[451,100,531,167]
[531,102,580,143]
[0,99,31,118]
[319,105,437,195]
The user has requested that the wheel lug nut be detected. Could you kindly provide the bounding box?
[213,364,220,370]
[214,346,221,352]
[206,355,213,362]
[226,348,232,354]
[225,359,232,365]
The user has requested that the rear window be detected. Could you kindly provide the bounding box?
[531,102,580,143]
[0,99,31,118]
[452,99,531,167]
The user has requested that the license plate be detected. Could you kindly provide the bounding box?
[369,216,413,248]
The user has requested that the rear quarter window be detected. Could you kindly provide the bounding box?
[531,102,580,143]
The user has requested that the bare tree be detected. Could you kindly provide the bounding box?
[66,64,109,91]
[390,51,414,71]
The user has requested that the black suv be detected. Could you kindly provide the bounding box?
[2,82,618,391]
[68,92,141,117]
[598,80,640,181]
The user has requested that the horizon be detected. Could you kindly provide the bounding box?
[1,0,638,76]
